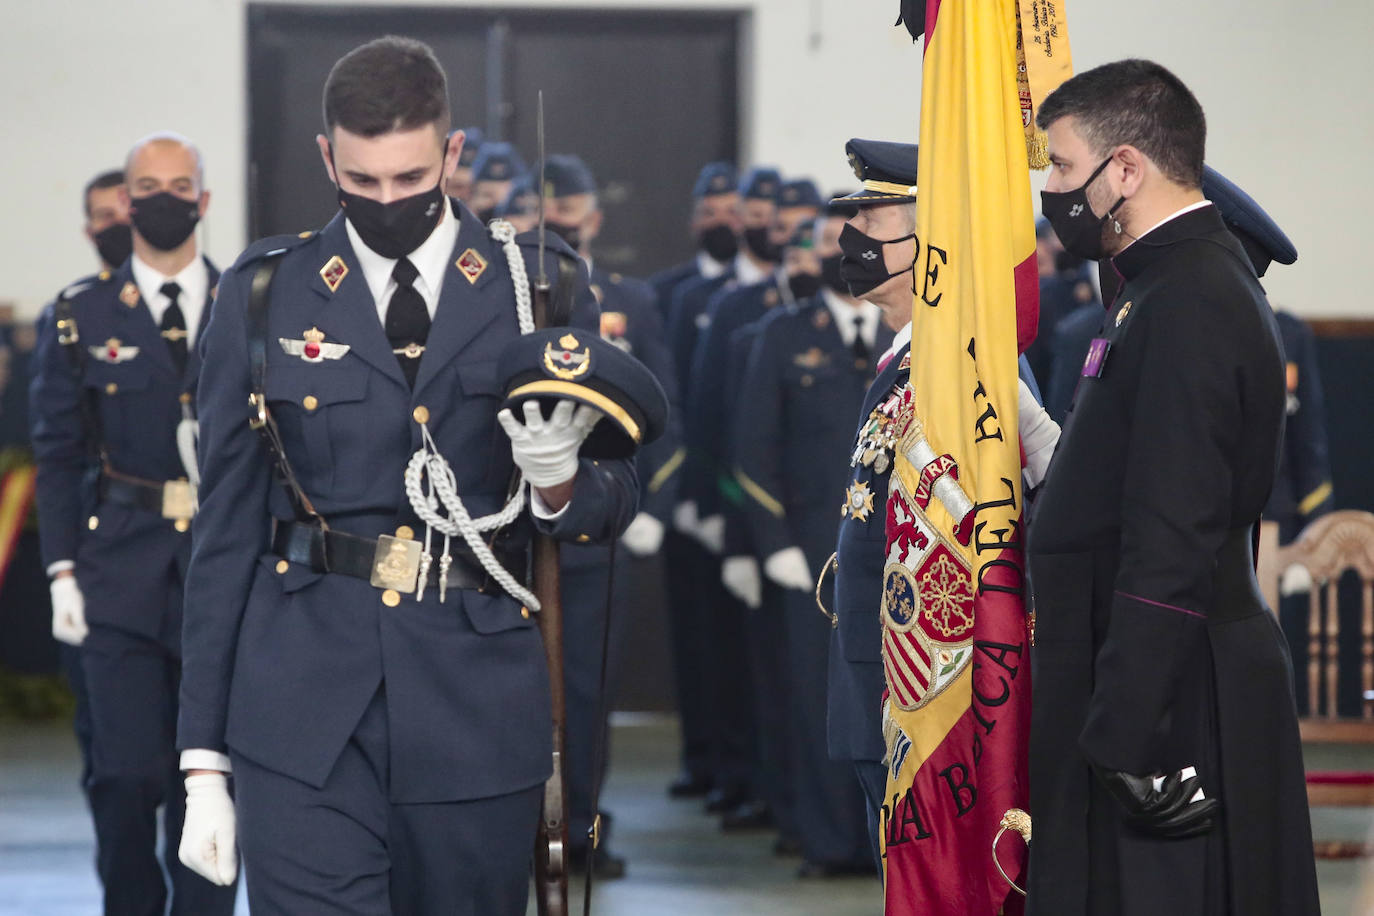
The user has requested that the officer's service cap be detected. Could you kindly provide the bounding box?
[472,141,528,184]
[740,166,782,202]
[778,178,822,210]
[537,154,598,198]
[498,328,669,459]
[456,126,485,168]
[1201,165,1297,278]
[826,191,859,219]
[495,175,538,218]
[833,139,919,206]
[693,162,738,199]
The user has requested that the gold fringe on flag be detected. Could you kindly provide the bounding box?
[1015,0,1075,169]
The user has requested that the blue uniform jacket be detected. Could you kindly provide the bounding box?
[828,342,909,764]
[30,258,218,640]
[647,258,704,324]
[1265,310,1332,541]
[176,202,637,802]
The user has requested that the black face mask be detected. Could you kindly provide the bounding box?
[820,253,846,294]
[130,192,200,251]
[547,220,583,252]
[743,226,781,263]
[1039,157,1125,262]
[93,223,133,268]
[338,181,445,259]
[697,223,738,262]
[787,271,823,301]
[838,223,915,298]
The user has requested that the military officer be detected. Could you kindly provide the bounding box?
[468,140,529,224]
[735,204,890,875]
[83,169,133,272]
[494,174,540,233]
[1027,59,1319,915]
[30,133,237,916]
[646,161,740,800]
[443,125,484,203]
[539,152,685,877]
[173,37,637,915]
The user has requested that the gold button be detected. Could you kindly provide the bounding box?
[412,406,430,424]
[174,519,190,533]
[298,231,313,239]
[576,534,591,543]
[179,392,192,404]
[87,516,99,530]
[521,606,531,619]
[105,382,118,395]
[382,589,402,607]
[276,560,289,574]
[303,395,319,411]
[395,525,415,540]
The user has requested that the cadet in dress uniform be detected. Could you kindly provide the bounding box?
[443,125,483,204]
[539,153,685,877]
[173,39,637,916]
[1026,60,1319,916]
[646,161,740,799]
[494,173,540,233]
[30,133,237,916]
[468,140,529,224]
[735,207,890,876]
[823,139,922,867]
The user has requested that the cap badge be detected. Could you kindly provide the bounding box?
[280,326,350,362]
[848,151,864,180]
[456,248,488,285]
[91,338,140,364]
[319,255,349,293]
[543,338,592,380]
[119,282,141,308]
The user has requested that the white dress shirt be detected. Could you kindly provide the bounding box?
[733,252,769,287]
[697,250,728,280]
[821,288,882,352]
[130,249,209,347]
[345,198,459,322]
[1125,199,1212,250]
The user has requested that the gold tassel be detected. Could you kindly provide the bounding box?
[1026,130,1050,170]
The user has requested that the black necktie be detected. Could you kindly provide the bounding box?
[159,281,188,373]
[386,257,431,387]
[851,316,870,366]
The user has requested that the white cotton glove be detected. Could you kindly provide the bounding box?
[50,575,88,646]
[621,513,666,557]
[764,546,814,591]
[722,555,762,609]
[673,501,701,537]
[1018,379,1061,490]
[1280,563,1314,597]
[696,515,726,555]
[497,400,601,489]
[179,772,238,886]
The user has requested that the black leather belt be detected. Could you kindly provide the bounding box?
[271,520,526,595]
[99,472,197,523]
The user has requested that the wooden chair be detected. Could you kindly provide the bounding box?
[1256,512,1374,830]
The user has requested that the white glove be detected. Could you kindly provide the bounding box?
[721,555,762,609]
[497,400,601,489]
[764,546,814,591]
[50,575,88,646]
[1018,379,1060,490]
[621,513,665,556]
[1280,563,1314,597]
[697,514,726,555]
[179,772,238,886]
[673,501,700,537]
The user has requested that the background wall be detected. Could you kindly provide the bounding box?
[3,0,1369,318]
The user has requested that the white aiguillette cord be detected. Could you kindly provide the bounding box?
[403,219,541,609]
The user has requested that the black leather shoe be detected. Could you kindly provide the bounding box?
[720,800,775,832]
[773,834,803,857]
[797,859,878,879]
[667,772,713,799]
[569,846,628,880]
[703,785,749,814]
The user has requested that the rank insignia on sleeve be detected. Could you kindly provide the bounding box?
[319,256,349,293]
[1114,300,1133,327]
[841,479,875,522]
[543,336,592,380]
[793,347,829,369]
[90,338,140,364]
[280,326,350,362]
[456,248,487,285]
[600,311,627,340]
[119,282,141,308]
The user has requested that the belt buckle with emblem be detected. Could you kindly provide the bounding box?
[371,535,423,594]
[161,480,197,522]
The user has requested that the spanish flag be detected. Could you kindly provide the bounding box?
[878,1,1070,912]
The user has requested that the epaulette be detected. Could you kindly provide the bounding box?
[512,227,579,260]
[231,229,318,271]
[56,269,115,303]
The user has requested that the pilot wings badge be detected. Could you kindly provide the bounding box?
[279,327,350,363]
[90,338,140,364]
[542,334,593,380]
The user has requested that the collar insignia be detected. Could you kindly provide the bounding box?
[813,308,831,329]
[280,326,350,362]
[119,282,141,308]
[456,248,488,285]
[764,288,780,307]
[319,256,349,293]
[600,311,628,340]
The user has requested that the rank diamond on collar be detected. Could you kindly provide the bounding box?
[119,282,141,308]
[319,255,349,293]
[456,248,488,285]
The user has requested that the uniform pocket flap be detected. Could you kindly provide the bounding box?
[265,364,368,406]
[83,363,153,393]
[461,589,537,634]
[457,360,501,397]
[258,552,324,594]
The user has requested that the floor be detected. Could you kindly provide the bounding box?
[0,715,1370,915]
